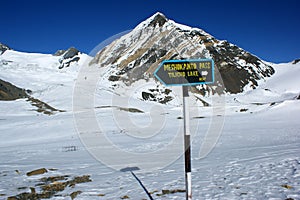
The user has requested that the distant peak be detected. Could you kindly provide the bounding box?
[0,42,11,55]
[53,47,79,57]
[292,58,300,64]
[152,12,166,18]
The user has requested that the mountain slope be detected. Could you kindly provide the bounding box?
[92,12,275,99]
[0,48,91,113]
[1,50,300,199]
[0,78,29,100]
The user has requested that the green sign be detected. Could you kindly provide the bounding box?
[154,59,214,86]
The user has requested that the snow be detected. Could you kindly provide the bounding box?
[1,50,300,199]
[265,62,300,93]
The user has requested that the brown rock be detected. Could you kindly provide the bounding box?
[26,168,48,176]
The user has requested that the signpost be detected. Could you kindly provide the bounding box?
[154,59,214,86]
[154,59,214,200]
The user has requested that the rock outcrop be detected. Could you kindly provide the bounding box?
[0,79,29,101]
[0,43,10,55]
[55,47,80,69]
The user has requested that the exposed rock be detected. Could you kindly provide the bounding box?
[149,12,167,27]
[57,47,80,69]
[142,91,155,101]
[95,105,144,113]
[70,175,92,185]
[205,41,275,93]
[292,58,300,64]
[0,43,10,54]
[8,173,91,200]
[240,108,248,112]
[156,189,186,196]
[108,75,121,81]
[54,47,79,58]
[58,56,80,69]
[26,97,65,115]
[26,168,48,176]
[119,107,144,113]
[53,49,66,56]
[70,191,82,200]
[41,181,68,192]
[40,175,69,183]
[62,145,78,152]
[0,80,65,114]
[281,184,293,189]
[0,79,28,101]
[62,47,79,59]
[141,88,173,104]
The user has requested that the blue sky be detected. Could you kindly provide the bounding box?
[1,0,299,63]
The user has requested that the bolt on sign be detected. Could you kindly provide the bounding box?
[154,59,214,86]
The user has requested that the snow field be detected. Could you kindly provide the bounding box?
[0,49,300,199]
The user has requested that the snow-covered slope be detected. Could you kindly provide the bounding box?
[1,48,299,199]
[0,13,300,200]
[0,49,91,111]
[223,61,300,115]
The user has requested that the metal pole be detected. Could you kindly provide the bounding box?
[182,86,192,200]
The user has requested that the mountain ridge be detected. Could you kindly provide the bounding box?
[1,13,296,107]
[92,12,275,99]
[0,78,29,100]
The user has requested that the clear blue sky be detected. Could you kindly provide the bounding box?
[1,0,299,63]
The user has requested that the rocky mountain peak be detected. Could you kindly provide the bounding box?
[0,43,11,55]
[92,13,275,103]
[148,12,168,27]
[54,47,80,69]
[54,47,79,58]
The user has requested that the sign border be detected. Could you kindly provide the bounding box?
[154,59,215,86]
